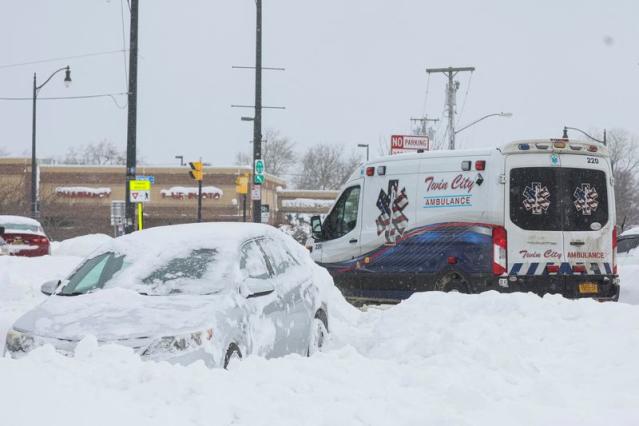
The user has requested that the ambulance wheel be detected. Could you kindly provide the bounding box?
[434,271,469,293]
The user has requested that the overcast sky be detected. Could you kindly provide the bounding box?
[1,0,638,166]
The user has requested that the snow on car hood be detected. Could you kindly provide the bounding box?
[13,288,236,341]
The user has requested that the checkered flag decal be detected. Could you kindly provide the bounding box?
[376,180,409,244]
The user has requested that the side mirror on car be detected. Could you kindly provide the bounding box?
[241,278,275,299]
[41,280,61,296]
[0,226,4,236]
[310,215,323,241]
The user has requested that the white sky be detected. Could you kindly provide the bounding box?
[1,0,638,166]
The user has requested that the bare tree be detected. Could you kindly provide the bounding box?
[605,129,639,228]
[294,144,361,190]
[262,129,296,177]
[63,140,125,165]
[233,129,296,177]
[234,151,251,166]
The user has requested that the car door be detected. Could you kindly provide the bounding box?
[559,154,614,276]
[506,154,565,275]
[239,240,288,358]
[258,237,314,355]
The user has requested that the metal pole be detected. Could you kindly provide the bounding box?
[243,194,247,222]
[252,0,263,223]
[125,0,139,233]
[31,73,38,218]
[197,180,202,223]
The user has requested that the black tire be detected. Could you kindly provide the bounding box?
[223,343,242,369]
[434,271,469,293]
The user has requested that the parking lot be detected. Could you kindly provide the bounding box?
[1,234,639,425]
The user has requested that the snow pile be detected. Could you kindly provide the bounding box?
[281,198,335,208]
[1,290,639,425]
[55,186,112,198]
[50,233,113,257]
[161,186,223,200]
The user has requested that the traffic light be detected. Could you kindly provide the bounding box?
[189,162,203,181]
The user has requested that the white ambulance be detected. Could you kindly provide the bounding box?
[309,139,620,303]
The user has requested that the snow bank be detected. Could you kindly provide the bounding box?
[1,290,639,425]
[281,198,335,208]
[1,233,639,425]
[50,233,113,257]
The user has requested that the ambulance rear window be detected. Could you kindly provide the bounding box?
[510,167,608,231]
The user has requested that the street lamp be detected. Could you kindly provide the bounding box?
[357,143,369,161]
[31,65,71,218]
[454,112,512,135]
[562,126,607,145]
[174,155,184,166]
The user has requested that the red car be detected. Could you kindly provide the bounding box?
[0,215,50,257]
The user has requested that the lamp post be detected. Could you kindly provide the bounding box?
[562,126,607,145]
[174,155,184,166]
[31,66,71,218]
[357,143,369,161]
[454,112,512,135]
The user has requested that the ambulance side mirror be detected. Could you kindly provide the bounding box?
[0,226,4,236]
[310,216,323,241]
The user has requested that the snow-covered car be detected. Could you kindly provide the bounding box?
[4,223,330,368]
[617,227,639,267]
[0,215,50,257]
[0,227,8,256]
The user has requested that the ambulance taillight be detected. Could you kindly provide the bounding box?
[613,227,618,275]
[492,226,507,276]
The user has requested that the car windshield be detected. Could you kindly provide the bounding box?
[60,248,230,296]
[1,223,42,233]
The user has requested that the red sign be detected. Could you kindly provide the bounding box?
[390,135,430,154]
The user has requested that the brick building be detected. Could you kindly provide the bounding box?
[0,158,286,240]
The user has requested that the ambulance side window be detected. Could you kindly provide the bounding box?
[323,186,360,240]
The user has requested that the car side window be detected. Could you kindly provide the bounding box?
[259,238,296,276]
[240,241,271,280]
[323,186,361,240]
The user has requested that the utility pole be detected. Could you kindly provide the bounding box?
[426,66,475,150]
[252,0,263,223]
[125,0,139,233]
[410,116,439,136]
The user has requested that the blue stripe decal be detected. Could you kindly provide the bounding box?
[526,263,538,275]
[509,263,522,275]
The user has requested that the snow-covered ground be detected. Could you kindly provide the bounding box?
[1,238,639,425]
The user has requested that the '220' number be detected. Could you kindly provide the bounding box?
[587,157,599,164]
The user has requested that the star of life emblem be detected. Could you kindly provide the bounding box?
[522,182,550,215]
[573,183,599,216]
[375,180,409,245]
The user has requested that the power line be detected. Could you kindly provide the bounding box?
[456,71,474,127]
[0,49,128,70]
[119,0,130,92]
[0,92,129,109]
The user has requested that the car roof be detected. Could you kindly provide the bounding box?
[0,215,42,227]
[98,222,282,261]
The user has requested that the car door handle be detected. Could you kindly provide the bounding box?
[570,241,585,246]
[349,239,358,244]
